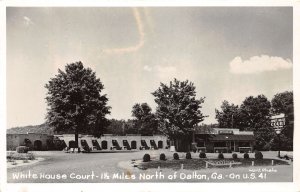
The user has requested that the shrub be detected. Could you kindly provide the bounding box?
[199,152,206,158]
[254,151,263,160]
[159,153,166,161]
[218,152,224,159]
[27,153,35,160]
[244,152,249,159]
[186,152,192,159]
[232,153,238,159]
[283,154,290,160]
[16,146,29,153]
[173,153,179,160]
[23,159,29,163]
[143,154,151,162]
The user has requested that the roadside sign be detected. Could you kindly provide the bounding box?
[270,113,285,128]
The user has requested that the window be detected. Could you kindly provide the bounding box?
[214,142,226,147]
[197,141,205,147]
[239,142,250,147]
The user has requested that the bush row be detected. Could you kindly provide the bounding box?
[142,151,263,162]
[16,146,29,153]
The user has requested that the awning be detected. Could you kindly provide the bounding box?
[209,134,255,141]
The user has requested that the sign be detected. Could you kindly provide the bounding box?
[218,130,233,135]
[270,113,285,128]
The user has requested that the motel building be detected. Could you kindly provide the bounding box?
[193,128,255,153]
[7,132,53,151]
[6,132,169,152]
[7,128,255,153]
[55,134,168,151]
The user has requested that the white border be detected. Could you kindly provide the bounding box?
[1,1,299,192]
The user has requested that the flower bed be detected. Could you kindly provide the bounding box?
[138,158,289,170]
[7,151,35,160]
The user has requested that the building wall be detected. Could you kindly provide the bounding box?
[57,134,168,151]
[205,142,214,153]
[7,133,52,151]
[194,128,255,153]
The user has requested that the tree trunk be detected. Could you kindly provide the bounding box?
[75,130,79,148]
[176,135,192,152]
[175,140,179,151]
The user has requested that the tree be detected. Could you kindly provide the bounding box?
[106,119,126,135]
[215,100,241,128]
[45,62,111,147]
[271,91,294,150]
[131,103,158,135]
[152,78,206,151]
[239,95,271,130]
[239,95,272,150]
[123,119,137,134]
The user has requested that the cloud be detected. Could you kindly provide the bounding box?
[229,55,292,74]
[103,8,145,54]
[23,16,34,26]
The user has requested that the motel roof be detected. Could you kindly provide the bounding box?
[208,134,255,141]
[195,127,254,135]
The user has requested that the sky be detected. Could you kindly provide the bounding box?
[6,7,293,128]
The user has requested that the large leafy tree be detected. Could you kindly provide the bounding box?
[45,62,111,147]
[106,119,126,135]
[271,91,293,150]
[152,79,206,151]
[215,100,241,128]
[123,119,137,134]
[131,103,158,135]
[239,95,271,130]
[239,95,272,150]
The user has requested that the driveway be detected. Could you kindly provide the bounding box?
[7,150,293,183]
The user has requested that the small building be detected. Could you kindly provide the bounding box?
[7,133,53,151]
[6,127,255,153]
[194,128,255,153]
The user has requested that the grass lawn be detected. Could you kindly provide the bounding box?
[138,158,290,170]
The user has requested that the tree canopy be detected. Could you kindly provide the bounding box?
[152,79,206,140]
[239,95,271,130]
[131,103,158,135]
[215,100,240,128]
[45,62,111,142]
[105,119,126,135]
[271,91,293,121]
[271,91,293,150]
